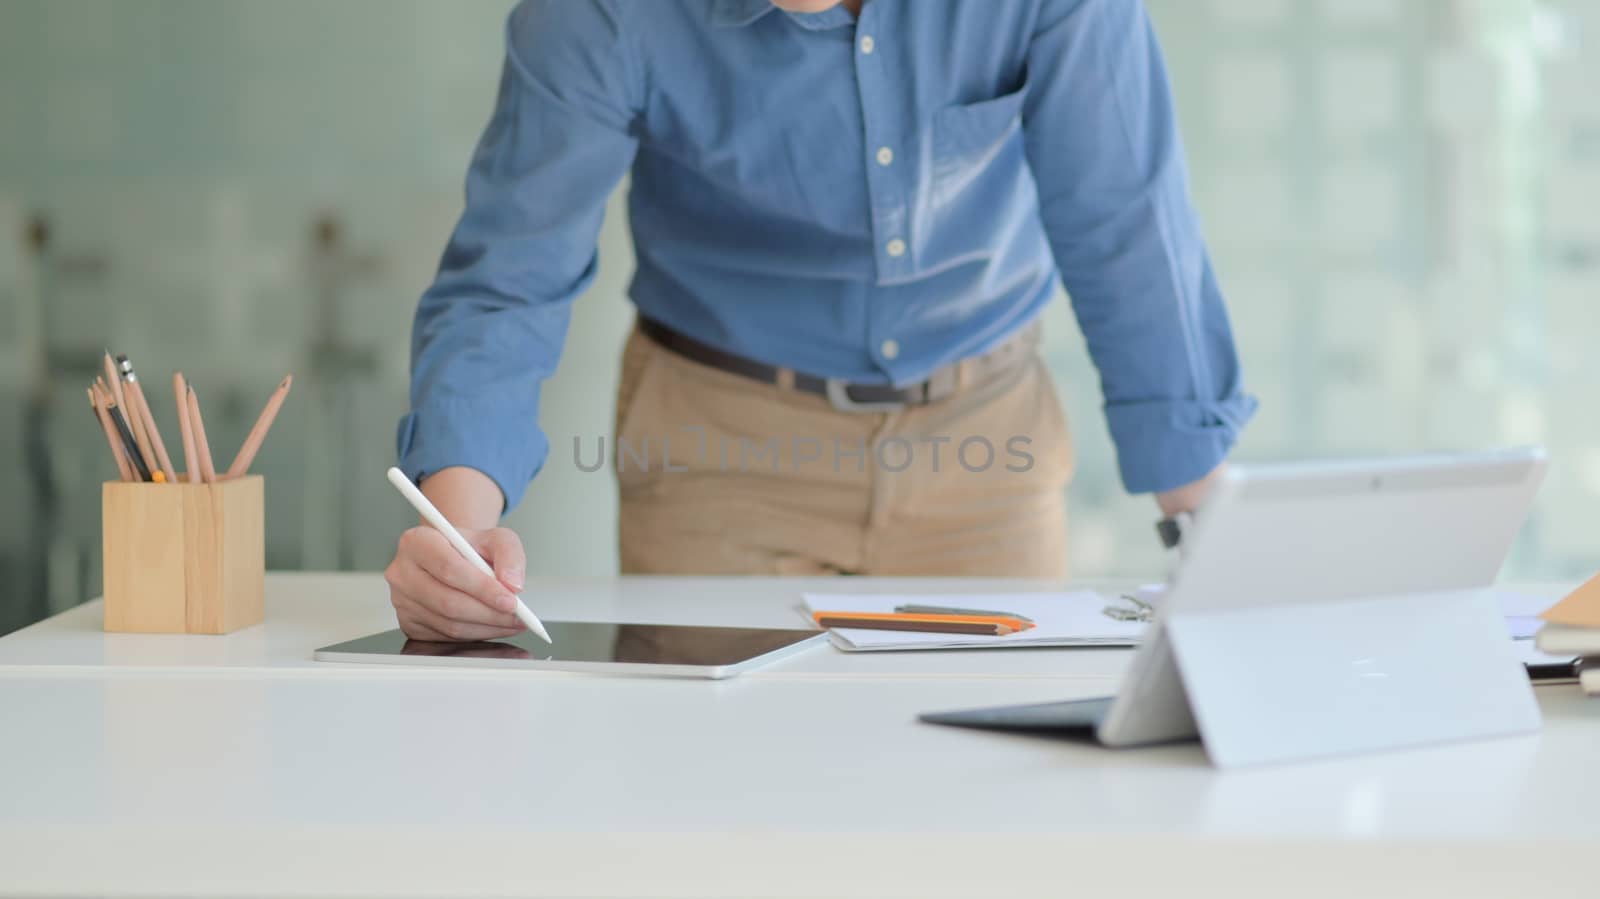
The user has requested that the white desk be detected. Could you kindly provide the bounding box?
[1,575,1596,898]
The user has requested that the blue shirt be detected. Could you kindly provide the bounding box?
[400,0,1257,510]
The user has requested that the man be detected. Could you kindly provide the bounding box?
[385,0,1256,642]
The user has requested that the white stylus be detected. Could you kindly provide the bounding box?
[385,466,552,644]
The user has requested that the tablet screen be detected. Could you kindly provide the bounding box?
[318,622,822,669]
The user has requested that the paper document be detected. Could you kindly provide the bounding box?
[1491,590,1564,639]
[1503,616,1544,641]
[1512,639,1577,669]
[803,591,1146,652]
[1496,591,1560,619]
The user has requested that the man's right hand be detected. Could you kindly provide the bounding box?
[383,467,526,642]
[385,525,528,641]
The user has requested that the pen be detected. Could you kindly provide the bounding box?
[894,603,1035,624]
[384,467,552,644]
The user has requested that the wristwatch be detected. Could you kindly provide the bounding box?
[1155,511,1194,551]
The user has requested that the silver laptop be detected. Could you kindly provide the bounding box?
[922,448,1547,766]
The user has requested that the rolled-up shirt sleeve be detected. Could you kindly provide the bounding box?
[398,0,640,511]
[1023,0,1257,494]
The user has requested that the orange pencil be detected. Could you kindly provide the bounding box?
[811,611,1034,628]
[814,617,1023,636]
[187,385,216,483]
[810,611,1034,636]
[89,387,135,482]
[226,374,292,478]
[175,372,200,484]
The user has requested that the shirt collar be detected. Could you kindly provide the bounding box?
[711,0,858,30]
[784,5,856,31]
[711,0,779,27]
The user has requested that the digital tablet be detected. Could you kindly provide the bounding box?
[313,621,826,679]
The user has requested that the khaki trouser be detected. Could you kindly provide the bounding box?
[614,325,1075,578]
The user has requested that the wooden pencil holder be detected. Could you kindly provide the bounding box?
[102,475,265,634]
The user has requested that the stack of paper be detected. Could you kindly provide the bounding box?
[802,591,1147,652]
[1535,573,1600,695]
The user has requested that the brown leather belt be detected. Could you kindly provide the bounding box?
[637,317,1039,413]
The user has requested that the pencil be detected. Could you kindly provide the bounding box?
[118,358,177,484]
[811,611,1034,636]
[895,603,1036,624]
[811,611,1034,630]
[226,374,292,478]
[102,351,127,412]
[812,615,1024,636]
[98,384,152,482]
[114,357,158,482]
[175,372,199,484]
[187,385,216,483]
[95,379,146,477]
[129,378,177,483]
[89,387,135,482]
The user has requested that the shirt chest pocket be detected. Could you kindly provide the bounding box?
[930,83,1029,205]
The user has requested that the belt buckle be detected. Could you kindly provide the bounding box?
[824,378,907,414]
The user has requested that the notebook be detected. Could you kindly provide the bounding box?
[1535,624,1600,656]
[802,591,1147,652]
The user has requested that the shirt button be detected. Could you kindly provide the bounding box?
[886,238,906,258]
[875,146,894,166]
[859,35,875,54]
[880,339,900,360]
